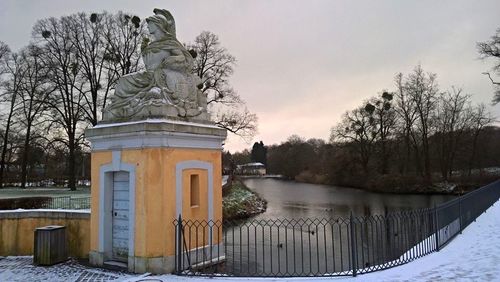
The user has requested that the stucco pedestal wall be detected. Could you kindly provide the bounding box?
[0,210,90,258]
[85,119,226,274]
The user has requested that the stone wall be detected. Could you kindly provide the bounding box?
[0,210,90,258]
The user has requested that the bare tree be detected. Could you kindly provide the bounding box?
[332,106,378,173]
[394,73,418,174]
[0,42,13,187]
[69,12,146,125]
[33,16,87,190]
[434,87,472,179]
[102,12,145,79]
[0,42,9,65]
[405,65,439,181]
[0,47,24,187]
[477,27,500,104]
[16,45,52,188]
[368,91,396,174]
[213,108,258,140]
[67,12,109,126]
[468,104,494,175]
[189,31,239,105]
[189,31,257,138]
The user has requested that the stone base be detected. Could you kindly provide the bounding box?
[89,251,104,266]
[89,251,176,274]
[131,256,176,274]
[177,242,225,272]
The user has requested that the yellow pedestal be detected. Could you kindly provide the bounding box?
[85,120,226,273]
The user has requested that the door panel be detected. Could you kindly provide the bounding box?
[112,172,129,262]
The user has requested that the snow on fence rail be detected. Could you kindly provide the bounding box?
[174,179,500,277]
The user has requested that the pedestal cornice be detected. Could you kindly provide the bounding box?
[85,119,227,151]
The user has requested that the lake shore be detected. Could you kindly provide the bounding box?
[222,178,267,221]
[291,172,500,195]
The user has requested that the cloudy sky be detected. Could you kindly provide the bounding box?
[1,0,499,152]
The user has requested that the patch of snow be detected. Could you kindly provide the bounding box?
[92,118,220,129]
[484,167,500,174]
[0,257,132,282]
[0,209,90,214]
[222,175,229,186]
[452,167,500,176]
[239,162,265,167]
[433,181,457,192]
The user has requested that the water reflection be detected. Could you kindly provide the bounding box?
[243,178,455,219]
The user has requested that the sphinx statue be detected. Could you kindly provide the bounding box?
[102,8,209,123]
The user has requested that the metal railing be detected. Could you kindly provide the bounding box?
[174,179,500,277]
[43,196,91,210]
[0,196,91,210]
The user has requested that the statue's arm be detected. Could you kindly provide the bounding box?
[162,49,185,66]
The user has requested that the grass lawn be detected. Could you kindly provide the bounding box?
[0,187,90,199]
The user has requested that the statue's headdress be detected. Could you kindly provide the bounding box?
[146,8,176,37]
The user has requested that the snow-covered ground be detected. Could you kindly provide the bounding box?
[0,208,90,214]
[223,175,229,186]
[1,201,499,282]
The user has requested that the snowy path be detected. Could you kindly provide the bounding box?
[1,201,499,282]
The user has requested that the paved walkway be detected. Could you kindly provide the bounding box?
[0,257,132,282]
[1,201,499,282]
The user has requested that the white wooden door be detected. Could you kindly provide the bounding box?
[112,171,129,262]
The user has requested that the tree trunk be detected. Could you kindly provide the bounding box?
[380,140,388,174]
[422,131,431,183]
[20,123,32,189]
[468,132,480,177]
[403,128,412,174]
[423,146,431,183]
[439,135,448,181]
[0,94,17,188]
[68,135,76,191]
[0,127,11,188]
[413,145,423,177]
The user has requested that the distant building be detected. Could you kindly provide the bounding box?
[237,162,266,176]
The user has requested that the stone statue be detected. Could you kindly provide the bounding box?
[102,8,209,123]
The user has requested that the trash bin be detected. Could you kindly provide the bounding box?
[33,225,68,266]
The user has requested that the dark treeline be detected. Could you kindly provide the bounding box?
[227,66,500,193]
[0,11,257,189]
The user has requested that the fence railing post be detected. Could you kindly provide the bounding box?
[458,195,462,234]
[176,214,183,274]
[434,204,440,252]
[349,211,357,277]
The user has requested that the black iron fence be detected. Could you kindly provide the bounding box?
[0,196,91,210]
[43,196,91,209]
[174,179,500,277]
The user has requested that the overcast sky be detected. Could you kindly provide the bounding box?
[1,0,499,152]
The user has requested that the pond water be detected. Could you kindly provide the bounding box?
[204,178,456,276]
[243,178,455,219]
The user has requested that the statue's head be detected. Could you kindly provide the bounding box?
[146,8,176,39]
